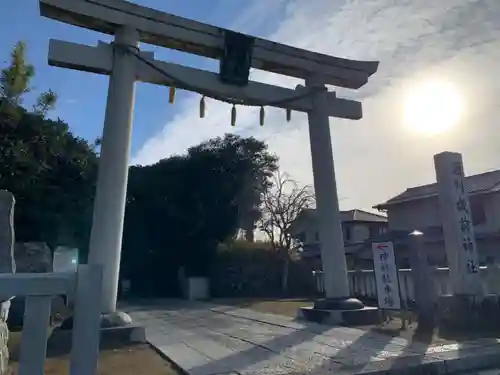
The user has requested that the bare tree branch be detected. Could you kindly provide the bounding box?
[258,170,315,256]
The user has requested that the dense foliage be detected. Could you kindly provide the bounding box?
[0,41,97,253]
[188,134,278,242]
[121,134,278,295]
[0,108,98,251]
[211,240,316,298]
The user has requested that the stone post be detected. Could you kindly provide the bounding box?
[434,152,482,295]
[0,190,16,374]
[433,152,491,331]
[87,26,139,314]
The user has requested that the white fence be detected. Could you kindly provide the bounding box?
[314,267,498,306]
[0,265,102,375]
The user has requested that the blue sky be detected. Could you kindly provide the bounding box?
[0,0,283,154]
[2,0,500,210]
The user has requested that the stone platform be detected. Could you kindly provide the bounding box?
[297,306,379,326]
[438,294,500,332]
[124,300,500,375]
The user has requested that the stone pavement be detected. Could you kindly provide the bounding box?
[124,300,500,375]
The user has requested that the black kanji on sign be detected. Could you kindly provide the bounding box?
[466,259,479,274]
[382,273,392,284]
[452,162,463,176]
[384,284,392,294]
[379,251,389,261]
[456,197,468,213]
[462,240,474,253]
[384,294,395,307]
[459,216,471,234]
[454,179,465,194]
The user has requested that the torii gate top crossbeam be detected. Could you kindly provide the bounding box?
[47,39,363,119]
[40,0,379,89]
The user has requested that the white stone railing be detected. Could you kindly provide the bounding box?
[0,265,102,375]
[313,267,500,306]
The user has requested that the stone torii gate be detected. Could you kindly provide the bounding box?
[40,0,378,317]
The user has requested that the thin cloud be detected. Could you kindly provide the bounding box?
[132,0,500,210]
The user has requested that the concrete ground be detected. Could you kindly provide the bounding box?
[124,300,500,375]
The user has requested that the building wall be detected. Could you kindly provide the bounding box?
[386,196,441,231]
[482,193,500,232]
[349,223,369,243]
[297,220,386,246]
[386,193,498,234]
[356,238,500,268]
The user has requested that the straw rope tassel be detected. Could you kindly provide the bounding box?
[231,105,236,126]
[169,86,176,104]
[199,96,206,118]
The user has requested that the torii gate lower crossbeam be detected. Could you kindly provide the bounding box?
[49,24,370,316]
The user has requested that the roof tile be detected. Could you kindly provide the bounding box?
[376,170,500,208]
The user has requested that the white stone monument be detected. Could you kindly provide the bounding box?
[0,190,15,374]
[0,191,15,275]
[434,151,482,295]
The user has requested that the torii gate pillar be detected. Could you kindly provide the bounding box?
[87,26,138,313]
[306,76,352,303]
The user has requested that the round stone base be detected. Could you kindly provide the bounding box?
[313,297,364,311]
[59,311,132,330]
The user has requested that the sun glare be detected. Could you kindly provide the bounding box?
[403,80,463,135]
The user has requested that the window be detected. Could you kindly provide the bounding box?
[345,226,352,241]
[368,226,375,238]
[400,258,410,269]
[470,200,486,226]
[296,232,306,243]
[368,225,385,238]
[315,231,320,241]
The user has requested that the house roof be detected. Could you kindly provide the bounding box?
[295,208,387,223]
[374,169,500,210]
[340,209,388,222]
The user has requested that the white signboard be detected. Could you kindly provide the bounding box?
[372,241,401,310]
[53,246,79,273]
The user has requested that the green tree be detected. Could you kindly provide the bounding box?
[0,41,97,254]
[0,41,34,107]
[32,89,58,117]
[0,109,98,253]
[187,134,278,242]
[0,41,57,117]
[121,135,278,296]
